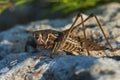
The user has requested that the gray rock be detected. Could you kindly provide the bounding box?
[85,2,120,22]
[1,55,120,80]
[1,2,120,80]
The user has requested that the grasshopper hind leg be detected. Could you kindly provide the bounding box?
[51,13,91,56]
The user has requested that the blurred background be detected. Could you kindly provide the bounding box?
[0,0,119,31]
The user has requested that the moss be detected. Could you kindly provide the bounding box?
[0,0,120,15]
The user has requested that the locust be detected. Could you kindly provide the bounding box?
[25,13,119,58]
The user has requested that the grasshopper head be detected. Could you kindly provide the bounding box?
[33,31,45,46]
[33,29,61,48]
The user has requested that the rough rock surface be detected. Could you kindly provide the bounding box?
[1,2,120,80]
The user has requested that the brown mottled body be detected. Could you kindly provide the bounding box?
[26,13,118,58]
[33,29,106,57]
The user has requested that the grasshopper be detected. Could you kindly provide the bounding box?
[25,13,118,58]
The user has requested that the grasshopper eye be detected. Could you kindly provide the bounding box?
[34,34,39,39]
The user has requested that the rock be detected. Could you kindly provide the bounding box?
[85,2,120,22]
[110,28,120,39]
[1,56,120,80]
[1,2,120,80]
[115,36,120,41]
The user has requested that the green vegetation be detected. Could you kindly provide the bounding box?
[50,0,120,14]
[0,0,120,14]
[51,0,100,14]
[0,0,33,13]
